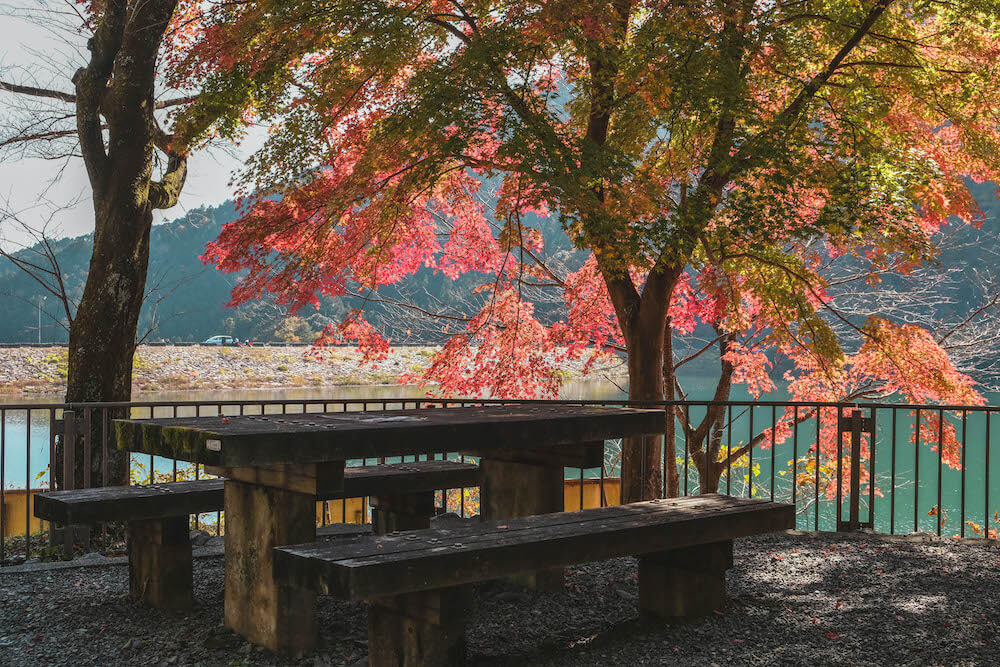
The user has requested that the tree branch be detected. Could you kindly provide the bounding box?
[148,152,188,209]
[0,80,75,103]
[0,80,196,110]
[735,0,893,168]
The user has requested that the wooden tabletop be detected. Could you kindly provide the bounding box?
[114,404,666,468]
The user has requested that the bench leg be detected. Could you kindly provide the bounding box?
[127,516,192,610]
[638,540,733,618]
[223,479,317,654]
[480,458,564,590]
[370,491,435,534]
[368,587,471,667]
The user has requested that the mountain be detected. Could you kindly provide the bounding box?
[0,182,997,358]
[0,201,586,344]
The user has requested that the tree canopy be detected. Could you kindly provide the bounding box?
[180,0,1000,499]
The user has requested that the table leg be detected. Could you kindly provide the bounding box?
[223,479,317,654]
[480,458,565,590]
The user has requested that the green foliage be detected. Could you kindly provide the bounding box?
[272,316,317,343]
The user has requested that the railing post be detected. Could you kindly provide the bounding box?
[837,409,874,531]
[82,408,92,489]
[58,411,90,554]
[63,411,75,492]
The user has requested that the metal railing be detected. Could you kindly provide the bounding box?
[1,397,996,564]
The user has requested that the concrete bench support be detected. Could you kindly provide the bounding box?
[368,587,471,667]
[127,516,192,610]
[638,540,733,618]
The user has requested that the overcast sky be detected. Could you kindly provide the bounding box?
[0,2,256,251]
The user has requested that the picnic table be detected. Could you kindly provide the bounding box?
[115,404,666,653]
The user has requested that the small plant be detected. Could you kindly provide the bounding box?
[132,352,154,373]
[40,350,69,380]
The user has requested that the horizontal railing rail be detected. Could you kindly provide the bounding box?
[1,397,996,565]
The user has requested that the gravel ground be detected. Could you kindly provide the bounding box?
[1,532,998,666]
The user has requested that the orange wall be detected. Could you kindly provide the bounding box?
[564,478,621,511]
[1,489,48,537]
[316,497,367,525]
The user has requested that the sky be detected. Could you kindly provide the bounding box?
[0,2,255,250]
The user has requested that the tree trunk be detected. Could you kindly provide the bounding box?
[616,267,682,504]
[65,200,154,486]
[56,0,187,489]
[620,325,665,503]
[692,449,724,495]
[662,319,680,498]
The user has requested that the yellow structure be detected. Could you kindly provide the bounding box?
[564,478,622,511]
[1,488,48,537]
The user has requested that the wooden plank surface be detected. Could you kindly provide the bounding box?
[114,405,665,467]
[274,495,795,600]
[33,461,480,524]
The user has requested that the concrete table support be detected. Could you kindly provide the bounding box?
[371,491,436,533]
[222,479,319,654]
[480,457,565,590]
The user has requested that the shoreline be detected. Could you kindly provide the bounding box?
[0,344,627,397]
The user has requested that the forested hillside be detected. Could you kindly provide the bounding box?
[0,200,587,344]
[1,182,997,351]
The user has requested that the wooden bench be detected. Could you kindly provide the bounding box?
[34,460,480,609]
[274,495,794,665]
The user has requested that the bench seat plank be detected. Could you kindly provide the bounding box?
[275,495,794,600]
[34,460,480,524]
[279,495,729,562]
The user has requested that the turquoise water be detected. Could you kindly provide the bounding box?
[3,378,999,536]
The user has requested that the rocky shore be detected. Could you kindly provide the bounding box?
[0,345,626,396]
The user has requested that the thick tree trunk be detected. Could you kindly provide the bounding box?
[65,200,154,487]
[621,325,665,503]
[616,267,682,504]
[56,0,186,489]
